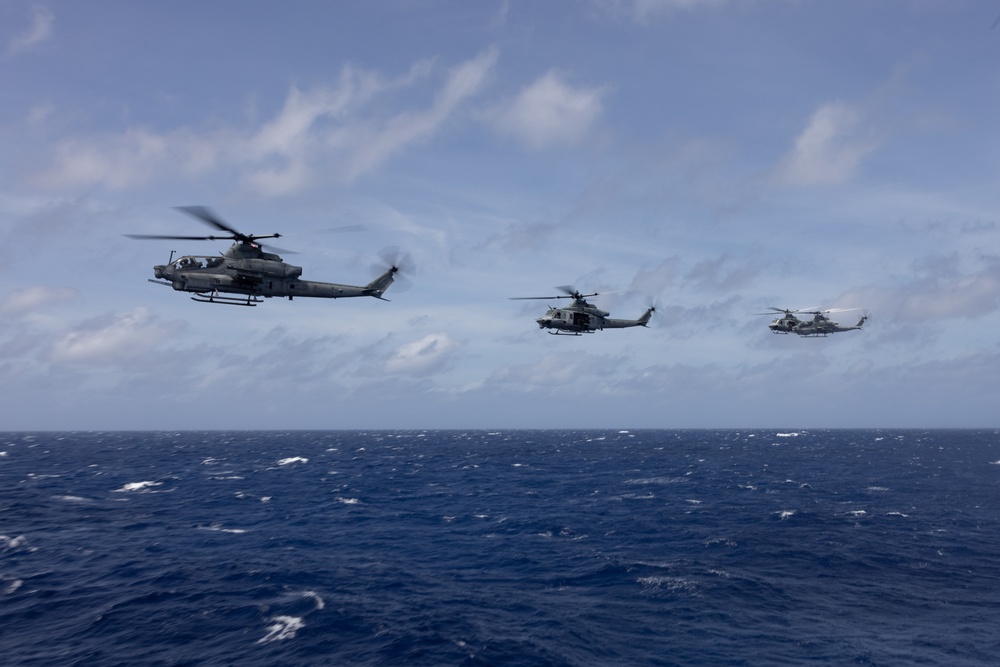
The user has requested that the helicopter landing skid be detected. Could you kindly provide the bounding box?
[191,290,261,307]
[547,330,592,336]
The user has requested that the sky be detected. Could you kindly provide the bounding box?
[2,0,1000,430]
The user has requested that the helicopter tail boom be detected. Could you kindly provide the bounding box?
[602,306,655,329]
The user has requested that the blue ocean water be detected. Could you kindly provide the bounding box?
[1,430,999,666]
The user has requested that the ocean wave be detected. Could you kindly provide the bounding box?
[113,481,162,492]
[257,615,304,644]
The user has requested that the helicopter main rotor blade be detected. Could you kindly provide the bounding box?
[556,285,601,299]
[175,206,241,236]
[510,295,575,301]
[174,205,283,243]
[125,233,227,241]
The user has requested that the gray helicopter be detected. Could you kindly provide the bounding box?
[127,206,411,307]
[793,309,867,337]
[758,307,813,334]
[511,286,655,335]
[758,307,866,337]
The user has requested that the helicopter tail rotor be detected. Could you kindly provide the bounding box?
[369,246,416,294]
[639,304,656,326]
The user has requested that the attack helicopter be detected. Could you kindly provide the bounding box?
[127,206,411,306]
[758,307,867,337]
[793,309,867,337]
[511,286,655,335]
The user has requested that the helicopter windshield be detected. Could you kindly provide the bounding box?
[173,256,224,270]
[174,257,203,269]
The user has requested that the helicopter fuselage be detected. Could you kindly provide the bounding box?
[535,304,654,335]
[794,315,867,337]
[150,243,397,304]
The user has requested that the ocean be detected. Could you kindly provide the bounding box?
[1,430,998,666]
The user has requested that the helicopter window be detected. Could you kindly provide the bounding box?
[553,312,562,319]
[206,257,223,268]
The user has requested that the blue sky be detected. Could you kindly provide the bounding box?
[2,0,999,429]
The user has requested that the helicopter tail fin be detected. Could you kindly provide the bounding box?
[638,306,655,327]
[363,266,397,300]
[856,315,867,328]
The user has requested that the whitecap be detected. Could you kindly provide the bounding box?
[1,535,29,552]
[199,523,248,534]
[2,577,23,594]
[277,457,308,466]
[637,575,697,594]
[257,615,304,644]
[336,497,360,505]
[55,495,90,503]
[776,432,800,437]
[113,481,162,493]
[625,476,687,485]
[301,591,325,610]
[778,510,796,520]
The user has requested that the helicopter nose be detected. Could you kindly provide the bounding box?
[536,317,548,328]
[154,265,166,279]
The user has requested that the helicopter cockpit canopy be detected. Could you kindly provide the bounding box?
[172,256,226,270]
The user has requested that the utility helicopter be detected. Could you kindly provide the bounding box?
[758,307,867,337]
[127,206,412,307]
[511,286,655,335]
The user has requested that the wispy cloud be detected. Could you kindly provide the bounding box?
[48,308,169,365]
[343,48,499,181]
[772,101,880,186]
[6,5,53,56]
[0,285,77,315]
[385,332,461,375]
[32,49,499,195]
[596,0,734,24]
[489,70,605,149]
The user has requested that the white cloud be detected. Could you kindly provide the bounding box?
[344,47,499,180]
[6,5,53,56]
[38,128,174,190]
[773,101,879,186]
[486,352,626,394]
[48,308,168,365]
[491,70,605,149]
[0,285,77,315]
[626,258,678,298]
[596,0,734,23]
[832,258,1000,324]
[385,332,460,375]
[33,50,498,195]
